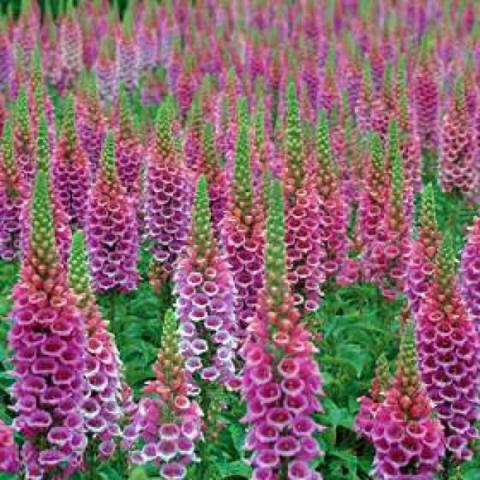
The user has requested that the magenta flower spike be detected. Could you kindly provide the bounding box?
[357,132,388,268]
[114,87,143,200]
[176,56,195,122]
[355,60,374,135]
[221,103,265,334]
[175,175,239,391]
[145,98,193,290]
[202,121,228,233]
[116,9,138,93]
[241,179,324,480]
[439,77,476,196]
[41,6,57,85]
[13,86,35,191]
[0,420,20,474]
[95,36,117,105]
[461,217,480,330]
[319,45,340,116]
[463,51,476,117]
[183,95,204,174]
[414,37,439,153]
[9,170,88,478]
[283,79,325,313]
[0,121,22,261]
[0,21,13,92]
[355,354,392,442]
[315,110,349,283]
[343,39,363,114]
[300,41,319,121]
[56,0,84,92]
[364,122,411,300]
[13,0,38,77]
[78,8,98,71]
[406,184,442,318]
[252,81,281,179]
[68,231,124,459]
[29,48,57,155]
[76,73,107,179]
[166,38,183,98]
[123,309,203,478]
[416,236,480,461]
[53,94,90,228]
[137,3,158,73]
[20,114,72,268]
[85,131,139,293]
[357,322,445,479]
[397,57,422,195]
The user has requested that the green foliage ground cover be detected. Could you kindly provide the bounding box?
[0,178,478,479]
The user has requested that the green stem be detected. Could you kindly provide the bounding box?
[87,446,97,480]
[442,452,453,480]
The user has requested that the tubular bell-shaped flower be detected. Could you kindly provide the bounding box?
[221,111,264,334]
[68,231,124,459]
[461,217,480,330]
[9,170,88,478]
[355,354,392,442]
[85,131,139,293]
[175,175,238,391]
[241,179,324,480]
[358,322,445,479]
[406,184,442,318]
[123,309,203,478]
[53,94,90,228]
[416,236,480,461]
[145,99,193,290]
[0,420,20,474]
[0,121,22,261]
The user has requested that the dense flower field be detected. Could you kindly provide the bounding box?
[0,0,479,479]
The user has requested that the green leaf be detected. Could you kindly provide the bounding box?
[320,398,354,430]
[336,344,369,378]
[127,467,149,480]
[228,423,246,456]
[96,464,124,480]
[217,460,251,478]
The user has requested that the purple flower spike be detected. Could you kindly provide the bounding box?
[85,131,139,293]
